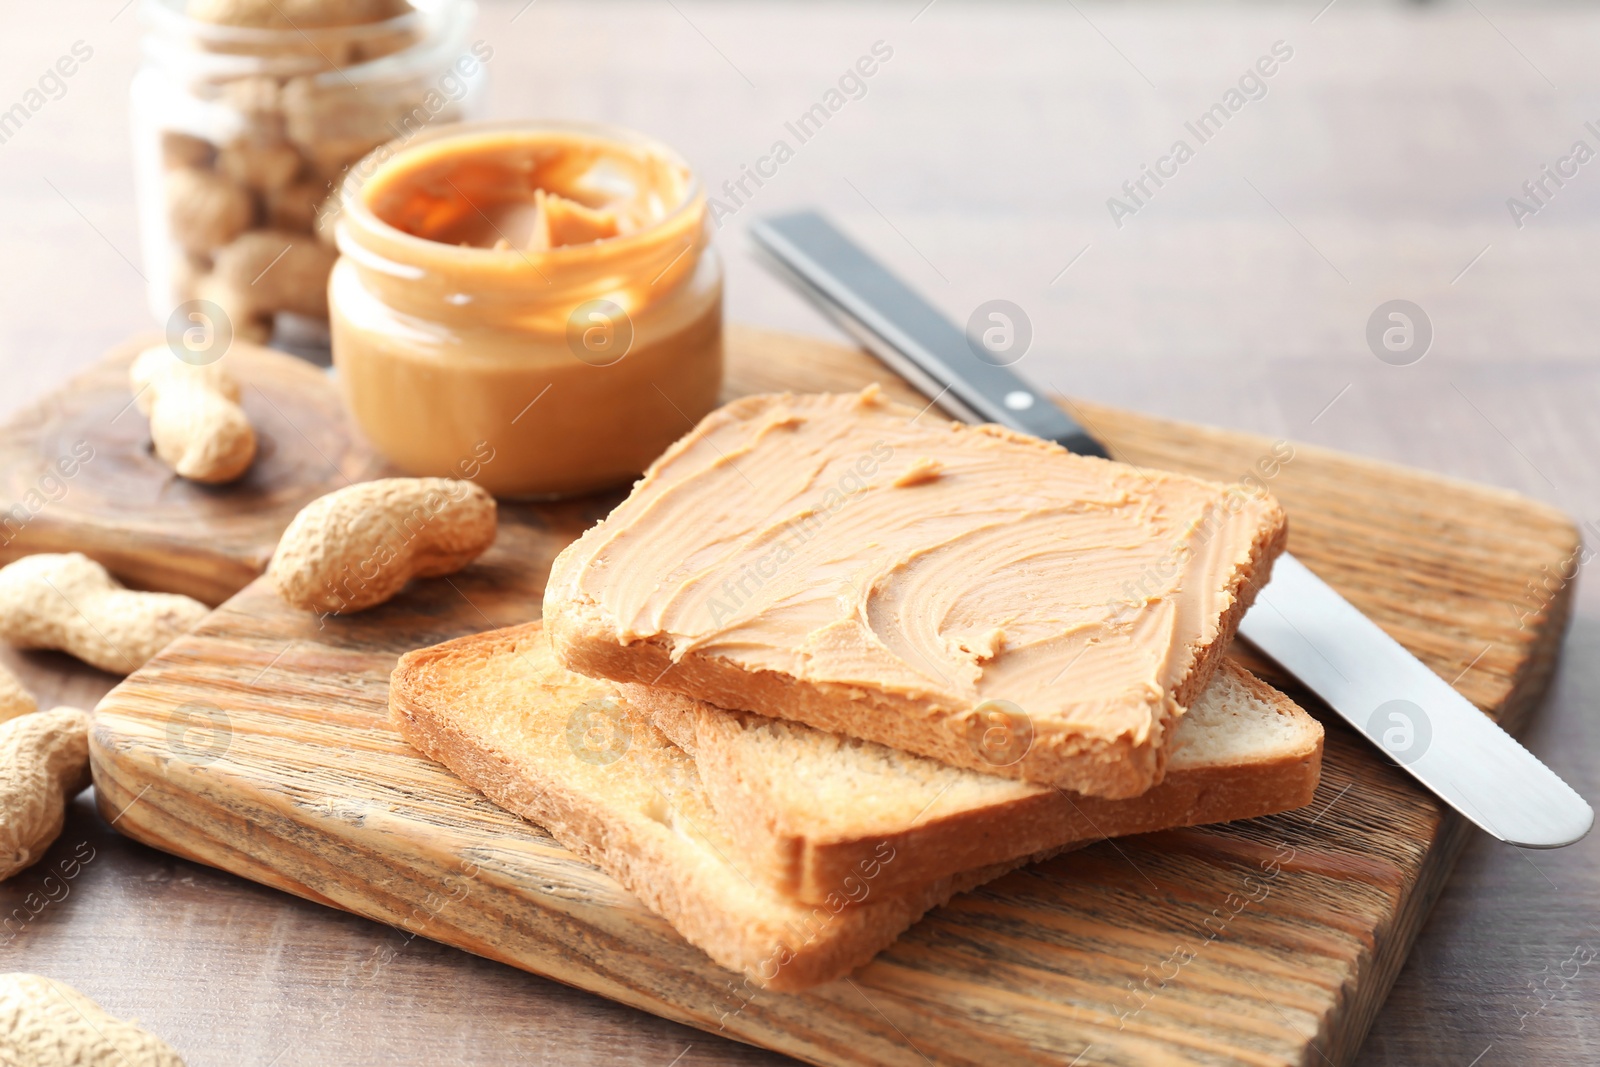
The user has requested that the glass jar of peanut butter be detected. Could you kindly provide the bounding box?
[327,121,724,498]
[131,0,486,347]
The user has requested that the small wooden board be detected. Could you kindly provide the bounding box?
[0,336,385,605]
[90,327,1579,1067]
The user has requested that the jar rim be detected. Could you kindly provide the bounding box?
[333,118,707,273]
[139,0,475,84]
[143,0,419,41]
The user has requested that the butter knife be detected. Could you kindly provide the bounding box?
[751,209,1592,848]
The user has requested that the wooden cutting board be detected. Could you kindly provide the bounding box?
[0,335,386,605]
[89,326,1579,1067]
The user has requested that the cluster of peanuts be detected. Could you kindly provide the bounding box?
[0,477,495,884]
[0,480,495,1063]
[155,0,436,342]
[0,553,208,887]
[0,10,487,1060]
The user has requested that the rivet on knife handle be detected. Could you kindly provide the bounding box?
[749,210,1106,457]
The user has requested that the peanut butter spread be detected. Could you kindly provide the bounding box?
[551,388,1285,752]
[365,132,687,251]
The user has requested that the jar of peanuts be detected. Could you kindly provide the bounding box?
[131,0,486,348]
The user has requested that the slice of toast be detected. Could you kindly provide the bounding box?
[389,621,1055,992]
[543,388,1287,799]
[624,659,1323,903]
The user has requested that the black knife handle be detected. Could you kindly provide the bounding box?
[749,210,1107,458]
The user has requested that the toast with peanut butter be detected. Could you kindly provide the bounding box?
[389,622,1318,991]
[625,658,1323,903]
[388,621,1053,992]
[543,388,1288,799]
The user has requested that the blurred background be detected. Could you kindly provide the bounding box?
[8,1,1598,489]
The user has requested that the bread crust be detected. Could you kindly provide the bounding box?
[628,661,1322,904]
[389,623,1049,991]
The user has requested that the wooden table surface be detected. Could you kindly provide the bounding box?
[4,2,1598,1064]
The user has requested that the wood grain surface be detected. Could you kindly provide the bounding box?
[0,336,385,605]
[84,326,1579,1067]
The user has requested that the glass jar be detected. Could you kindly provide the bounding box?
[328,120,724,499]
[131,0,485,347]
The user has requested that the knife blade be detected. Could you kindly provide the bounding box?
[750,209,1593,848]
